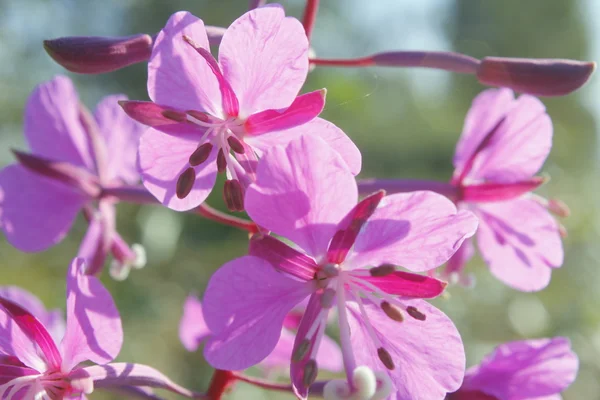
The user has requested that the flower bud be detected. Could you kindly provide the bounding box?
[44,34,153,74]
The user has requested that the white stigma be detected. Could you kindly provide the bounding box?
[131,243,147,269]
[324,366,390,400]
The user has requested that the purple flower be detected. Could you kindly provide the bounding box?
[201,135,478,399]
[0,258,198,399]
[179,294,343,373]
[446,88,564,291]
[120,5,360,212]
[447,337,578,400]
[0,76,146,276]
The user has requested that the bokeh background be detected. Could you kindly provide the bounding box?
[1,0,599,398]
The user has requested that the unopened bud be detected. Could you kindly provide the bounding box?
[176,167,196,199]
[223,179,244,212]
[477,57,596,97]
[370,265,395,277]
[377,347,395,370]
[44,34,153,74]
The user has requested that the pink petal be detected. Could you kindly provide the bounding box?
[348,191,478,272]
[218,5,308,117]
[244,90,326,135]
[245,135,357,258]
[249,234,318,281]
[462,337,578,399]
[138,128,218,211]
[246,117,362,175]
[94,95,146,184]
[61,258,123,371]
[347,299,465,400]
[24,76,94,170]
[0,165,87,252]
[179,295,211,352]
[77,212,113,277]
[443,238,475,281]
[0,296,63,372]
[0,364,38,384]
[474,198,563,292]
[148,12,222,116]
[358,271,447,298]
[202,256,313,370]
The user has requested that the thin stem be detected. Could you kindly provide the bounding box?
[195,203,259,234]
[231,373,293,392]
[206,370,237,400]
[302,0,320,42]
[357,179,459,201]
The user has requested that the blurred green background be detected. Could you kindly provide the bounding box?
[1,0,598,398]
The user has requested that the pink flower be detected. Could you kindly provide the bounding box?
[447,337,578,400]
[446,88,564,291]
[0,76,146,276]
[201,135,478,399]
[179,294,343,374]
[120,5,360,212]
[0,258,197,399]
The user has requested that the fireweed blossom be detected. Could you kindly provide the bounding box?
[120,5,360,212]
[0,258,198,399]
[201,135,478,399]
[447,337,578,400]
[443,88,564,291]
[0,76,146,278]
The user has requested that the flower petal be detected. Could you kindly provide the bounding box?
[246,117,361,175]
[462,337,578,399]
[245,135,357,258]
[475,197,563,292]
[148,12,222,115]
[179,295,211,352]
[358,271,447,298]
[94,95,146,183]
[202,256,312,370]
[138,128,218,211]
[0,165,87,252]
[24,76,94,169]
[61,258,123,371]
[347,299,465,400]
[218,5,308,117]
[349,191,478,272]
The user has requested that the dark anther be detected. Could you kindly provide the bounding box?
[176,167,196,199]
[217,149,227,173]
[377,347,395,370]
[189,143,213,166]
[381,301,404,322]
[406,306,426,321]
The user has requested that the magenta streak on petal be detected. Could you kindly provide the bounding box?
[453,117,506,185]
[182,35,239,117]
[244,89,326,135]
[327,190,385,264]
[0,365,38,384]
[357,271,447,298]
[461,178,546,203]
[0,298,62,371]
[118,101,190,128]
[249,235,317,281]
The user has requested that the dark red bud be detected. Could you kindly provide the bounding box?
[176,167,196,199]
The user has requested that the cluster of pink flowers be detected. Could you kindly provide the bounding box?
[0,2,592,399]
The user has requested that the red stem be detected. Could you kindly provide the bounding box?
[231,372,293,392]
[195,203,259,234]
[310,56,375,67]
[206,370,237,400]
[302,0,320,41]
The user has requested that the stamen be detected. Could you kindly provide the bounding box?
[293,339,311,362]
[548,198,571,218]
[380,301,404,322]
[161,110,187,122]
[227,136,245,154]
[369,265,395,277]
[186,110,212,124]
[189,143,213,166]
[406,306,426,321]
[320,288,336,309]
[377,347,395,370]
[303,360,318,387]
[217,149,227,173]
[176,167,196,199]
[223,179,244,212]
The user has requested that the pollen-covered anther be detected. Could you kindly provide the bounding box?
[303,359,318,387]
[227,136,245,154]
[380,301,403,322]
[377,347,395,370]
[186,110,212,123]
[161,109,187,122]
[293,339,311,362]
[217,149,227,173]
[548,198,570,218]
[189,143,213,166]
[223,179,244,212]
[176,167,196,199]
[406,306,426,321]
[369,264,395,277]
[320,288,336,309]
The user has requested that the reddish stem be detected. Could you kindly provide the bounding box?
[310,57,374,67]
[231,372,293,392]
[195,203,259,234]
[302,0,320,41]
[206,370,237,400]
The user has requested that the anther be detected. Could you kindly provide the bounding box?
[189,143,213,166]
[370,264,395,277]
[377,347,395,370]
[217,149,227,173]
[320,288,336,309]
[161,110,187,122]
[176,167,196,199]
[227,136,245,154]
[292,339,311,362]
[223,179,244,212]
[381,301,403,322]
[548,198,570,218]
[303,359,318,387]
[406,306,426,321]
[186,110,211,123]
